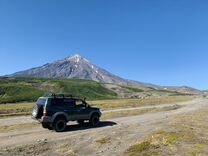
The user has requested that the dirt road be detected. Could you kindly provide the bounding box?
[0,98,207,156]
[0,98,199,127]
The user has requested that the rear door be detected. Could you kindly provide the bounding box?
[63,99,77,120]
[48,98,65,116]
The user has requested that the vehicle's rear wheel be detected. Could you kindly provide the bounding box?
[77,120,84,125]
[89,114,100,126]
[53,118,67,132]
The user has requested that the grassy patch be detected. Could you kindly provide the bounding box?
[126,141,158,156]
[170,93,194,96]
[102,108,155,119]
[3,142,50,155]
[0,84,45,103]
[0,77,117,104]
[95,137,111,145]
[91,96,193,109]
[102,105,182,120]
[0,102,34,117]
[125,131,179,156]
[58,79,117,100]
[150,131,178,146]
[188,144,206,156]
[0,122,38,133]
[126,106,208,156]
[120,86,144,93]
[56,144,77,155]
[152,89,178,94]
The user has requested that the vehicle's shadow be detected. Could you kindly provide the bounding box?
[64,121,117,132]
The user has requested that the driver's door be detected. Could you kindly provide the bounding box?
[74,100,90,120]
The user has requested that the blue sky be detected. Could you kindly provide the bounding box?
[0,0,208,90]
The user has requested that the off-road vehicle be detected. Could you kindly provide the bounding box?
[32,94,102,132]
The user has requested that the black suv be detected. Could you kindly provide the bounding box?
[32,94,102,132]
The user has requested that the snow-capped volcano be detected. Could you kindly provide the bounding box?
[9,54,133,85]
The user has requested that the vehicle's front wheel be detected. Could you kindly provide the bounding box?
[89,114,100,126]
[53,118,67,132]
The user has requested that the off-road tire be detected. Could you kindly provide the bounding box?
[89,114,100,126]
[52,117,67,132]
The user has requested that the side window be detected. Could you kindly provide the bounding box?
[51,99,64,107]
[63,99,75,108]
[75,100,85,107]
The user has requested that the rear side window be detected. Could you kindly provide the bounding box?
[64,99,75,107]
[37,98,46,106]
[51,99,64,107]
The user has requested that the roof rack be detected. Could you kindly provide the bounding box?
[43,93,65,98]
[42,93,86,101]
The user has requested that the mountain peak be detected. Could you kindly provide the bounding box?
[71,54,82,58]
[66,54,81,59]
[65,54,89,63]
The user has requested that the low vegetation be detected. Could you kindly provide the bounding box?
[4,142,50,156]
[95,137,111,145]
[125,131,178,156]
[2,142,78,156]
[102,105,182,119]
[0,122,38,133]
[0,102,34,117]
[0,84,45,103]
[0,77,117,103]
[0,77,195,104]
[125,107,208,156]
[120,86,144,93]
[58,79,117,99]
[91,96,193,109]
[56,144,77,156]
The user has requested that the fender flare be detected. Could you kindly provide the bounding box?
[51,112,69,122]
[89,111,101,119]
